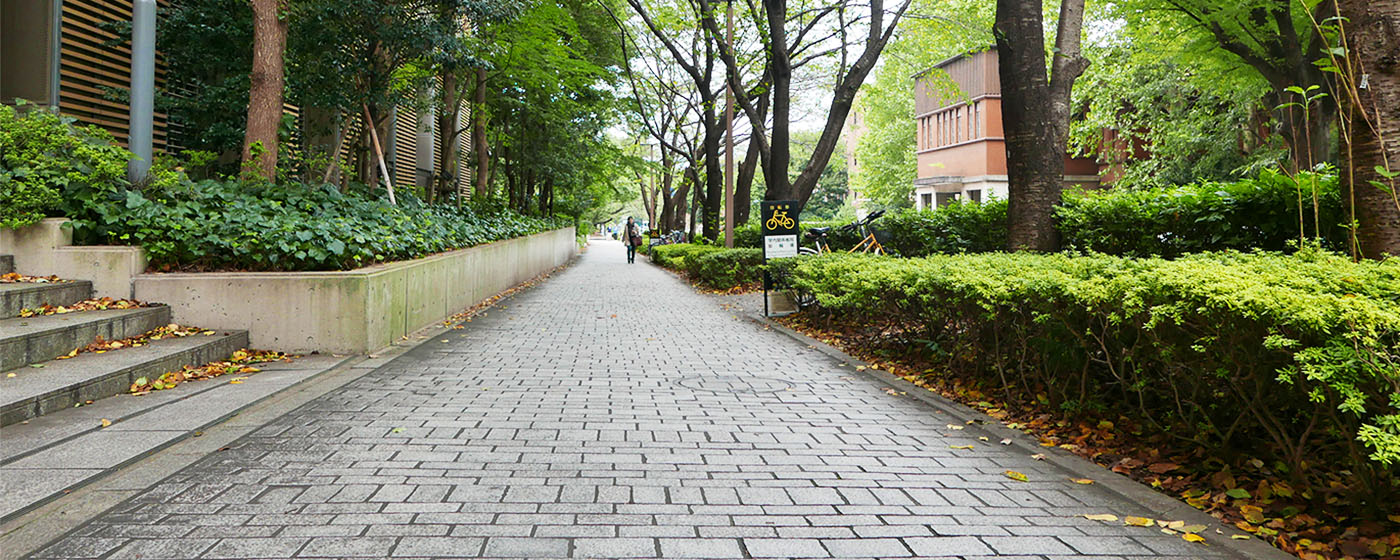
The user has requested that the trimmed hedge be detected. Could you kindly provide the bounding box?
[729,169,1342,258]
[649,243,763,290]
[787,250,1400,496]
[1057,168,1345,257]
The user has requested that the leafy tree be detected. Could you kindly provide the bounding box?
[1334,0,1400,258]
[1068,27,1285,188]
[1112,0,1337,169]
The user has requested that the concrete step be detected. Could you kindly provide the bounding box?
[0,306,172,371]
[0,255,12,274]
[0,354,348,524]
[0,281,93,318]
[0,329,250,427]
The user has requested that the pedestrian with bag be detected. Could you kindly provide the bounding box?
[623,217,642,264]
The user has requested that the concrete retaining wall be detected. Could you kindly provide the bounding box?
[0,219,148,299]
[133,228,576,353]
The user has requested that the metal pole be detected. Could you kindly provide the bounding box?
[50,0,64,108]
[127,0,156,182]
[723,0,736,248]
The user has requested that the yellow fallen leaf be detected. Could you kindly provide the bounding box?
[855,366,867,371]
[1071,478,1095,484]
[100,418,111,428]
[1031,453,1046,460]
[6,373,15,378]
[1166,520,1185,530]
[1230,535,1252,540]
[1125,516,1154,527]
[978,436,989,441]
[1003,470,1029,482]
[1181,533,1206,543]
[1083,514,1118,522]
[945,424,964,430]
[56,348,78,360]
[949,445,974,450]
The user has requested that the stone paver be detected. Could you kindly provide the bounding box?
[24,240,1242,559]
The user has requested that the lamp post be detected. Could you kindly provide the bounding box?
[722,0,736,248]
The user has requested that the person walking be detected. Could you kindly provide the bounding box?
[623,217,642,264]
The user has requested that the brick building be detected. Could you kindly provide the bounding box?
[912,49,1102,210]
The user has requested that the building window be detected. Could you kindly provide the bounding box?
[936,192,960,207]
[971,102,980,139]
[920,193,933,210]
[967,189,981,204]
[954,110,961,144]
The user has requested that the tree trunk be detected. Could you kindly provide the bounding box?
[763,0,793,203]
[436,70,461,205]
[996,0,1067,252]
[1339,0,1400,258]
[241,0,287,180]
[702,106,723,241]
[735,134,760,224]
[670,170,691,232]
[472,67,491,198]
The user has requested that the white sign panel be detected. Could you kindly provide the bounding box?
[764,234,798,259]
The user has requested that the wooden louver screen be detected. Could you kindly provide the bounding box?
[58,0,171,152]
[393,103,419,190]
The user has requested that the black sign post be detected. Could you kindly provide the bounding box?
[760,200,800,317]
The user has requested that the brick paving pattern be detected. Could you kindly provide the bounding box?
[26,241,1236,559]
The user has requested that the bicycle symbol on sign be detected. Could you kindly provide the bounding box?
[765,209,795,231]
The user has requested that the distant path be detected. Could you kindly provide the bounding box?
[27,240,1239,559]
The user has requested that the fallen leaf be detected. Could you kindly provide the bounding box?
[949,445,974,450]
[1000,438,1012,445]
[1147,462,1180,474]
[1084,514,1118,522]
[1004,470,1029,482]
[1125,516,1154,527]
[1031,453,1046,460]
[100,418,111,428]
[6,373,14,378]
[1181,533,1206,543]
[1071,478,1095,484]
[1230,535,1252,540]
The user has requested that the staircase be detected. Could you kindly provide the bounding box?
[0,258,249,427]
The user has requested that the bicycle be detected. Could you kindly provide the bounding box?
[786,210,887,308]
[798,210,887,256]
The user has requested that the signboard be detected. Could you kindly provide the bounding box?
[760,200,800,317]
[764,234,797,258]
[760,200,799,260]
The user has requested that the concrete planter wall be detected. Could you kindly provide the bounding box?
[133,228,577,353]
[0,219,148,298]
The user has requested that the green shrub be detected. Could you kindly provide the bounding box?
[881,200,1008,257]
[1057,168,1346,257]
[649,243,762,290]
[788,250,1400,497]
[75,180,566,271]
[0,104,129,229]
[689,248,763,289]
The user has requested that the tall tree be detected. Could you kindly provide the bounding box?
[1337,0,1400,258]
[702,0,911,215]
[241,0,288,179]
[994,0,1087,251]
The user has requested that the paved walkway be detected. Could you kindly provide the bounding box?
[26,241,1237,559]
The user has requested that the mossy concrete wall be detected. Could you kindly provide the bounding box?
[0,219,148,298]
[132,228,577,353]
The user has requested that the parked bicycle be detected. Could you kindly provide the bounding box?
[788,210,888,308]
[649,230,687,246]
[798,210,888,256]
